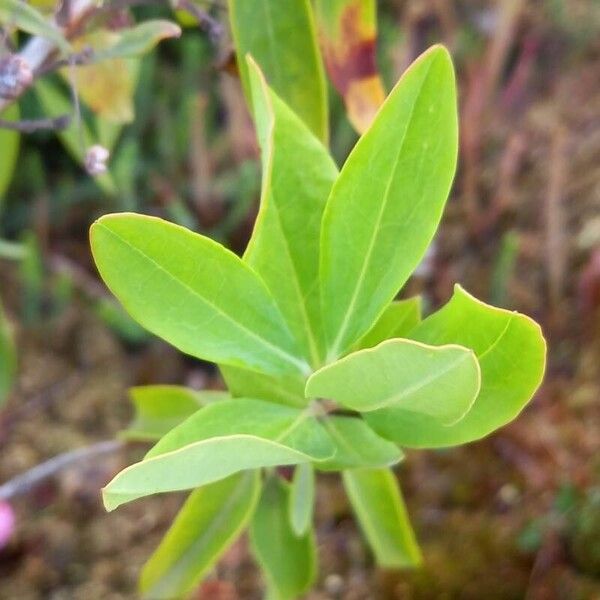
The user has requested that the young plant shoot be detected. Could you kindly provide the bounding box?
[90,47,546,599]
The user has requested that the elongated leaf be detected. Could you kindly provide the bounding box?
[220,365,306,408]
[315,0,386,133]
[34,79,117,195]
[307,339,480,424]
[244,58,338,367]
[0,0,71,52]
[0,104,19,209]
[289,463,314,536]
[251,476,316,599]
[0,301,16,405]
[320,45,458,359]
[366,285,547,448]
[140,471,260,599]
[103,399,335,510]
[90,214,308,377]
[343,468,421,567]
[317,416,402,471]
[94,20,181,61]
[229,0,328,141]
[354,297,421,350]
[122,385,229,441]
[145,398,332,460]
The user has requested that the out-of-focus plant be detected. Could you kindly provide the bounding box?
[0,298,16,405]
[0,0,183,196]
[90,45,546,599]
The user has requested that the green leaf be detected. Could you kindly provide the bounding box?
[251,476,316,599]
[320,45,458,358]
[0,0,71,53]
[0,300,16,405]
[90,213,308,377]
[220,364,307,408]
[102,398,335,510]
[318,416,403,471]
[244,58,338,367]
[229,0,328,142]
[122,385,229,441]
[354,297,421,350]
[343,467,421,568]
[140,471,260,599]
[0,104,20,209]
[289,463,314,536]
[307,339,480,424]
[34,79,117,195]
[93,20,181,61]
[366,285,547,448]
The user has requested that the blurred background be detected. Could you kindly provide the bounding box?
[0,0,599,598]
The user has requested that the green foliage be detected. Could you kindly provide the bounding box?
[140,471,260,599]
[35,79,118,195]
[365,285,546,448]
[343,468,421,567]
[307,339,480,422]
[289,463,315,536]
[90,214,308,377]
[229,0,328,142]
[92,21,181,61]
[0,300,16,405]
[250,475,317,599]
[90,43,545,596]
[122,385,229,441]
[319,46,458,359]
[244,58,338,367]
[0,104,20,210]
[317,416,402,471]
[102,398,335,510]
[354,297,421,349]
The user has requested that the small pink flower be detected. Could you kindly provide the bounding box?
[0,501,15,549]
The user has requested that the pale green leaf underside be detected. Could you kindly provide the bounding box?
[122,385,229,441]
[244,58,338,367]
[343,467,422,568]
[320,45,458,358]
[90,214,308,378]
[229,0,328,141]
[140,471,260,599]
[354,297,421,350]
[289,463,315,536]
[102,399,335,510]
[103,434,327,511]
[251,477,316,600]
[307,338,481,424]
[317,416,403,471]
[366,285,547,448]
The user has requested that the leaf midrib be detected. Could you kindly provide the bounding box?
[97,223,307,375]
[327,58,436,359]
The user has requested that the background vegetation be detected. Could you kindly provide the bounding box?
[0,0,599,597]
